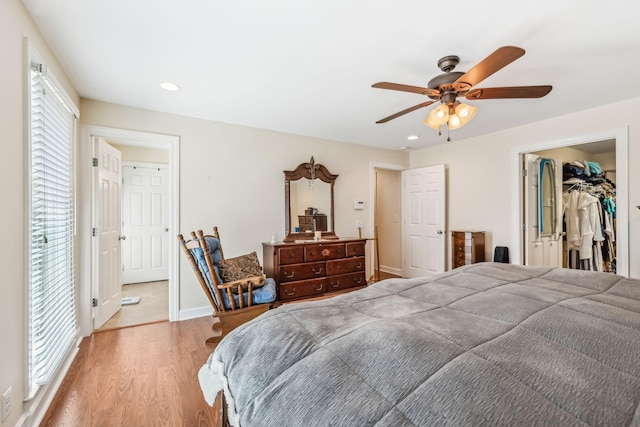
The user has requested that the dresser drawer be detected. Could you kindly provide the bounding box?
[278,261,326,282]
[298,216,314,226]
[278,246,304,265]
[326,256,365,276]
[279,278,326,301]
[305,243,345,261]
[346,242,365,257]
[326,272,366,292]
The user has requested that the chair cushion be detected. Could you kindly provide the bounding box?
[218,252,266,294]
[192,237,223,265]
[220,278,276,310]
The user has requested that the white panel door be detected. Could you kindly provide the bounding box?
[402,165,446,277]
[122,165,169,284]
[94,138,122,329]
[524,154,562,267]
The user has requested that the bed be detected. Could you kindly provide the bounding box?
[198,262,640,426]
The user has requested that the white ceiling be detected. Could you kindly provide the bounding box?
[22,0,640,151]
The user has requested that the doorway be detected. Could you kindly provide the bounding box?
[370,162,404,279]
[374,168,402,278]
[78,126,180,337]
[511,127,628,277]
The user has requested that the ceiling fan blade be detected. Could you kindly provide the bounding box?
[372,82,440,97]
[465,85,552,100]
[452,46,525,92]
[376,101,435,123]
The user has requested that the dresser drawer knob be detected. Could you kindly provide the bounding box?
[355,262,362,269]
[355,277,363,284]
[331,281,340,288]
[313,284,324,291]
[284,271,295,279]
[284,288,296,296]
[312,268,323,275]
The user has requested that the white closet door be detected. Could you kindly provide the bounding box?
[122,164,169,284]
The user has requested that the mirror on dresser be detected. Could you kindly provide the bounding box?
[284,157,338,242]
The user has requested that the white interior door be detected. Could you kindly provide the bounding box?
[402,164,446,277]
[94,138,122,329]
[523,154,562,267]
[122,164,169,284]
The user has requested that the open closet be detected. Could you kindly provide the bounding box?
[524,139,617,273]
[562,161,616,272]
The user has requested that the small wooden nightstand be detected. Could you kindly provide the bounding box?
[451,231,485,269]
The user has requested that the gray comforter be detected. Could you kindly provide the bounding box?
[199,263,640,426]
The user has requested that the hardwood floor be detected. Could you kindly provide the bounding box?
[40,317,222,427]
[377,270,402,280]
[368,270,402,282]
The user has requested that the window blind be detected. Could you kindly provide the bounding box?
[28,62,77,395]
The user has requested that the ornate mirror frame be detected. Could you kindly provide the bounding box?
[284,157,338,242]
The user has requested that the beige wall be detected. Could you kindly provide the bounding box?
[110,143,169,164]
[79,99,410,310]
[410,97,639,277]
[375,169,402,273]
[1,1,80,425]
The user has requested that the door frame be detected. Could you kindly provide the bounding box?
[78,125,180,336]
[510,127,628,276]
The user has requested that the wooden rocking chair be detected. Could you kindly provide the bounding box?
[178,227,275,346]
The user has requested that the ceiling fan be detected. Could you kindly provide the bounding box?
[372,46,552,135]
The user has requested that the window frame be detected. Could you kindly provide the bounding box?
[24,40,80,405]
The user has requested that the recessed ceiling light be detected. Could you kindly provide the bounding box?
[160,82,180,91]
[400,146,410,150]
[407,135,419,140]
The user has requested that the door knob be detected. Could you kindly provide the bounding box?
[119,235,126,240]
[164,228,169,232]
[437,230,443,235]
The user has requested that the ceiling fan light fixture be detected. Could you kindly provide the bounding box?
[447,113,463,130]
[424,104,449,129]
[423,114,442,130]
[455,103,478,125]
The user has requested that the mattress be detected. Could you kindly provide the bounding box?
[199,262,640,426]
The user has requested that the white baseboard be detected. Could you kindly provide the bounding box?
[179,305,213,321]
[379,265,402,276]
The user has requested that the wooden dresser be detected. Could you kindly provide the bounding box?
[297,214,328,232]
[451,231,485,269]
[263,238,367,303]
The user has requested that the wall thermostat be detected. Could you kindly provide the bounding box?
[353,200,364,210]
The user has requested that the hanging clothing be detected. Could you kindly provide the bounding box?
[577,192,604,260]
[562,160,615,273]
[563,191,582,251]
